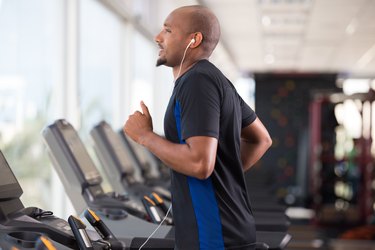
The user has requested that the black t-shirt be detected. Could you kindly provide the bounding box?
[164,60,257,250]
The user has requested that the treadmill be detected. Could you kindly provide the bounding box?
[118,127,170,189]
[0,150,76,249]
[91,120,290,233]
[43,119,291,249]
[42,119,175,249]
[91,121,171,201]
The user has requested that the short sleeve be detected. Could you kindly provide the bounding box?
[176,72,220,140]
[240,96,257,128]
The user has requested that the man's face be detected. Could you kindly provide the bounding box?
[155,10,187,67]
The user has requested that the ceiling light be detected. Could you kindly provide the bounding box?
[342,79,370,95]
[262,16,272,26]
[356,44,375,69]
[345,19,357,35]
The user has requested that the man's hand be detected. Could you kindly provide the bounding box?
[123,101,153,145]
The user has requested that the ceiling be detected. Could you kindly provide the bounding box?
[201,0,375,77]
[105,0,375,78]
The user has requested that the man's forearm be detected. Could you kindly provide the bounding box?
[240,139,271,172]
[139,132,217,179]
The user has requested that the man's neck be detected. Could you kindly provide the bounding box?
[173,57,207,81]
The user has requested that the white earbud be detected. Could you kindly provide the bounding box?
[184,38,195,50]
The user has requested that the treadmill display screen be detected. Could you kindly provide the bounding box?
[102,124,134,174]
[61,125,102,183]
[0,151,23,200]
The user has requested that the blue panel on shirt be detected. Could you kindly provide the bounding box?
[174,100,225,249]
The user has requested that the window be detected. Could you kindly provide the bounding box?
[79,0,122,137]
[0,0,64,209]
[130,32,155,114]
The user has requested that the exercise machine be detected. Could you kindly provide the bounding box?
[90,121,170,201]
[0,150,77,249]
[43,119,291,249]
[42,119,175,248]
[91,120,290,232]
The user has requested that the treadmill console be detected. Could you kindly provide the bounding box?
[0,151,23,201]
[0,150,76,249]
[91,121,139,186]
[45,119,102,187]
[94,121,135,174]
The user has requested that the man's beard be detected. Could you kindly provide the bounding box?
[156,57,167,67]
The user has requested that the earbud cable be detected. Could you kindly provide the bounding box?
[138,204,172,250]
[139,39,193,250]
[174,40,194,82]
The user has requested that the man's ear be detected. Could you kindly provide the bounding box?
[190,32,203,48]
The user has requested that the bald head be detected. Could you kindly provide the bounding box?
[172,5,221,56]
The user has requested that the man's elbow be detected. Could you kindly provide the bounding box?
[265,136,272,149]
[193,162,215,180]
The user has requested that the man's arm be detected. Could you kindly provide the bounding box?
[240,117,272,172]
[124,101,218,179]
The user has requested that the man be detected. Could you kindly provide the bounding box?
[124,5,272,250]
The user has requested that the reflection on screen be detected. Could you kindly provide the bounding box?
[103,124,134,174]
[0,151,18,186]
[0,151,22,199]
[62,125,101,182]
